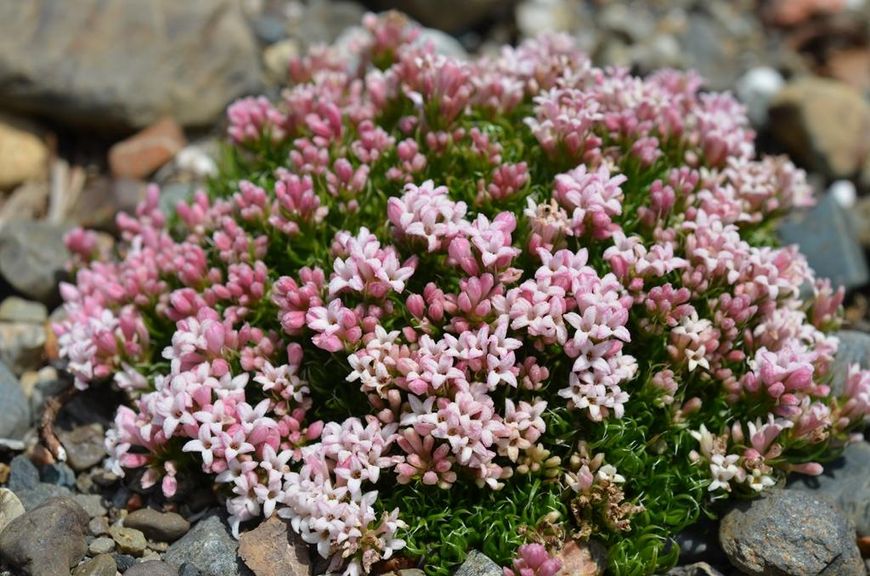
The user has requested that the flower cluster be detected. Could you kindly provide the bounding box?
[55,12,868,576]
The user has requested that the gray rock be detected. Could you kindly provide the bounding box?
[238,515,308,576]
[0,298,47,324]
[125,560,178,576]
[0,363,28,440]
[368,0,505,33]
[0,220,69,304]
[59,423,107,471]
[124,508,191,542]
[165,513,245,576]
[455,550,502,576]
[73,494,106,518]
[789,441,870,537]
[287,0,365,48]
[6,455,38,493]
[830,331,870,396]
[719,490,864,576]
[180,563,203,576]
[89,536,116,555]
[89,516,110,536]
[16,482,71,512]
[0,489,25,534]
[113,553,136,572]
[0,496,89,576]
[40,462,76,488]
[73,554,117,576]
[778,194,869,291]
[0,321,45,375]
[665,563,724,576]
[0,0,262,130]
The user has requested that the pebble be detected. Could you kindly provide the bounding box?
[770,77,870,179]
[0,489,25,534]
[113,553,136,572]
[73,494,106,518]
[6,455,39,493]
[125,560,178,576]
[72,554,117,576]
[0,114,48,190]
[109,117,187,179]
[16,482,71,512]
[41,462,77,488]
[164,513,242,576]
[454,550,502,576]
[89,516,110,536]
[59,423,108,472]
[88,536,116,555]
[124,508,191,542]
[0,220,69,304]
[0,298,47,324]
[0,496,89,576]
[0,321,46,375]
[238,515,309,576]
[109,524,148,556]
[736,66,785,126]
[0,363,29,440]
[719,489,864,576]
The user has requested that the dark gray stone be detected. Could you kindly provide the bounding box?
[830,330,870,396]
[113,553,136,572]
[0,363,28,440]
[164,513,245,576]
[0,496,89,576]
[674,518,727,565]
[0,220,69,304]
[16,482,71,511]
[778,194,869,291]
[0,0,263,130]
[72,493,106,518]
[40,462,77,488]
[454,550,502,576]
[125,560,178,576]
[789,441,870,537]
[179,563,203,576]
[124,508,191,542]
[7,455,39,493]
[719,489,864,576]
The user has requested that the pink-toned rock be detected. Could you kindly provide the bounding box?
[238,515,309,576]
[108,117,185,179]
[556,540,607,576]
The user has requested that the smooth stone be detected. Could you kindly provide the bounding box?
[0,220,69,304]
[778,194,869,291]
[0,0,262,130]
[16,482,71,512]
[454,550,502,576]
[238,515,309,576]
[109,524,148,556]
[89,516,110,536]
[0,364,29,440]
[72,554,117,576]
[0,496,89,576]
[0,298,47,324]
[0,489,25,534]
[0,321,46,375]
[164,513,245,576]
[830,330,870,396]
[59,423,107,471]
[719,489,863,576]
[88,536,116,555]
[73,494,106,518]
[6,455,38,493]
[124,508,190,542]
[113,553,136,572]
[40,462,76,488]
[0,114,48,190]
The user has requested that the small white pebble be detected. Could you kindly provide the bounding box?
[736,66,785,126]
[829,180,857,208]
[176,146,217,179]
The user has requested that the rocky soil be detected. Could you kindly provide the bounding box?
[0,1,867,575]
